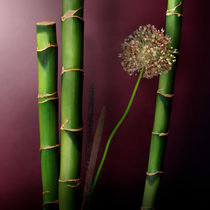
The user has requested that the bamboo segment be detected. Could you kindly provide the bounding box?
[59,0,84,209]
[141,0,183,209]
[36,22,59,210]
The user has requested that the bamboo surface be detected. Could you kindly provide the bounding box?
[36,22,59,210]
[59,0,84,209]
[141,0,184,209]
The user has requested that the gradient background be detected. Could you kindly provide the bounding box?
[0,0,209,209]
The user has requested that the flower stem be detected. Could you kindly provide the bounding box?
[84,69,144,209]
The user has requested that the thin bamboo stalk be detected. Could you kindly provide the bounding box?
[141,1,184,209]
[59,0,84,209]
[36,21,59,210]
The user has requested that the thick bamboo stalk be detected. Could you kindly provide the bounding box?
[36,22,59,210]
[59,0,84,209]
[141,1,183,209]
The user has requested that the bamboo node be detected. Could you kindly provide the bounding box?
[146,171,164,176]
[166,12,183,17]
[43,190,50,194]
[38,97,58,104]
[60,120,83,132]
[157,89,174,98]
[166,1,183,17]
[37,43,57,52]
[38,92,57,98]
[67,182,81,188]
[36,21,56,26]
[43,200,59,205]
[61,66,84,76]
[59,178,81,188]
[38,92,58,104]
[61,7,84,22]
[140,207,155,210]
[152,131,168,136]
[40,144,60,151]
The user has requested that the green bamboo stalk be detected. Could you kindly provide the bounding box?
[141,1,183,209]
[36,22,59,210]
[59,0,84,209]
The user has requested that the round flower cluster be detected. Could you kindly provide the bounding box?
[119,24,176,78]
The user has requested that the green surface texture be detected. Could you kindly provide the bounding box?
[59,0,84,210]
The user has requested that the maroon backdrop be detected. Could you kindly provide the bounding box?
[0,0,209,209]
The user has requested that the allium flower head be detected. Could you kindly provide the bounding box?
[119,24,176,78]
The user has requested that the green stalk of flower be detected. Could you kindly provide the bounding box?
[59,0,84,210]
[141,1,183,209]
[84,69,144,210]
[36,22,59,210]
[85,24,176,209]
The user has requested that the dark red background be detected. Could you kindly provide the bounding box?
[0,0,209,209]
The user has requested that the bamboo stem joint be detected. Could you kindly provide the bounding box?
[166,1,183,17]
[156,89,174,98]
[43,200,59,205]
[59,178,81,188]
[141,207,155,210]
[37,43,57,52]
[40,144,60,150]
[61,66,84,76]
[61,7,84,22]
[60,120,83,132]
[146,171,164,176]
[152,131,168,136]
[43,190,50,194]
[38,92,58,104]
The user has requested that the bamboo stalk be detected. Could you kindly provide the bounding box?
[36,22,59,210]
[141,1,184,209]
[59,0,84,209]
